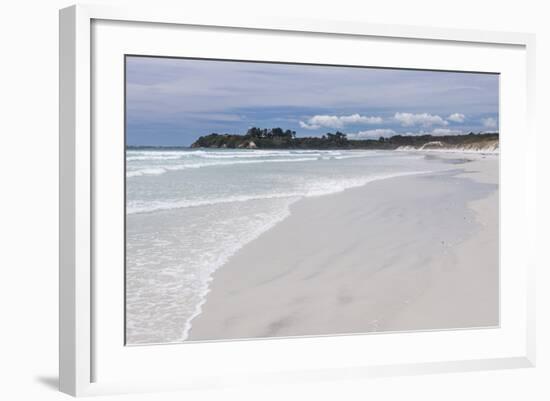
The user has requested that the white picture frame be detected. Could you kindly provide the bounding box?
[59,4,536,397]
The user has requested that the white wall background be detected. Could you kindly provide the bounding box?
[0,0,547,399]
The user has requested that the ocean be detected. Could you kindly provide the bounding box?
[125,148,454,344]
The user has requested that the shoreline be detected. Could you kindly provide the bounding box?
[177,169,433,341]
[186,153,499,341]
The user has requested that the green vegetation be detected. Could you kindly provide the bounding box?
[189,127,499,150]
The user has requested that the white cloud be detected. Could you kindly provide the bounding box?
[339,114,383,125]
[299,113,383,130]
[347,129,397,139]
[430,128,463,135]
[394,112,448,127]
[299,121,320,129]
[396,128,465,136]
[482,117,497,129]
[447,113,465,123]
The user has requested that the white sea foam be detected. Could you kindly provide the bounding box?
[127,170,431,214]
[128,193,298,214]
[126,168,167,177]
[126,157,320,177]
[126,155,183,161]
[126,149,373,163]
[198,152,324,159]
[178,201,294,341]
[127,150,204,160]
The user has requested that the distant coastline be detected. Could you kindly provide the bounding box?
[128,127,499,151]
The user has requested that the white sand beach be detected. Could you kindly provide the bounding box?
[186,154,499,341]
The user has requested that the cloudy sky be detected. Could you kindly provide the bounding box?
[126,56,499,146]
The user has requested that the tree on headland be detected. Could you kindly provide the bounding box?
[189,127,498,150]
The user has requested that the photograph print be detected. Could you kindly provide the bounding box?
[125,56,499,345]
